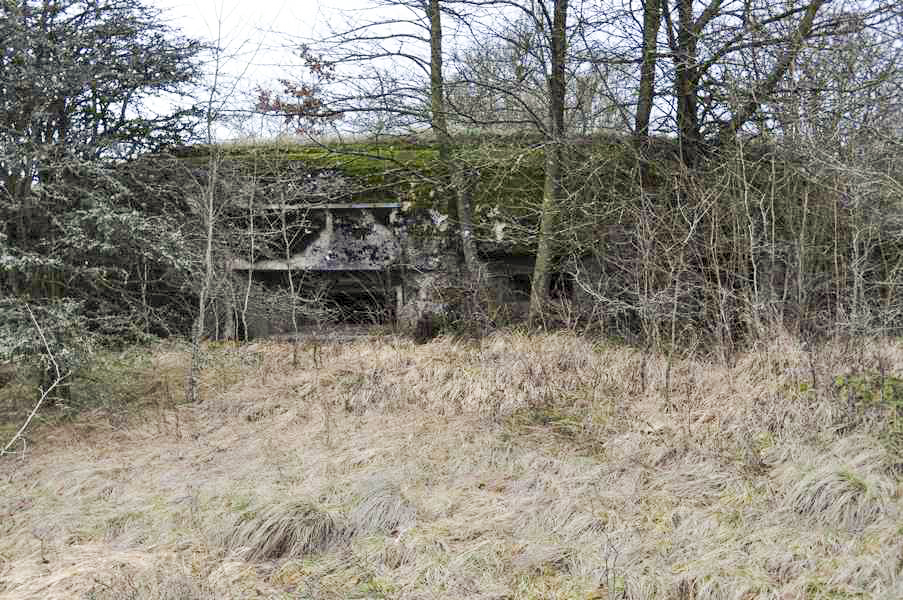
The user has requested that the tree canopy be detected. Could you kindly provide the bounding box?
[1,0,204,356]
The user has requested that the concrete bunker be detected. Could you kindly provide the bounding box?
[229,202,405,336]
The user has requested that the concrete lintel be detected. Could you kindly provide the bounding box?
[258,202,401,211]
[231,263,390,272]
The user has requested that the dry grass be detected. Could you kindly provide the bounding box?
[227,500,347,561]
[1,331,901,599]
[83,559,217,600]
[348,475,418,535]
[781,435,896,531]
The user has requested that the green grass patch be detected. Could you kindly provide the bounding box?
[833,372,903,458]
[833,372,903,409]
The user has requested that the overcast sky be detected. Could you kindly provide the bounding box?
[153,0,317,44]
[147,0,320,140]
[148,0,417,140]
[153,0,327,86]
[149,0,395,74]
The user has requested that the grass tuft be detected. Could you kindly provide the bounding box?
[83,562,216,600]
[782,435,896,531]
[349,476,417,535]
[511,542,575,575]
[226,500,348,561]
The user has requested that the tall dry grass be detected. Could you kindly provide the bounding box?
[0,331,900,599]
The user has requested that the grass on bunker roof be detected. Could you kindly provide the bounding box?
[1,331,901,599]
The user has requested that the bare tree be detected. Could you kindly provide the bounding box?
[259,0,478,278]
[530,0,570,324]
[650,0,893,161]
[440,1,580,322]
[185,8,261,401]
[428,0,479,277]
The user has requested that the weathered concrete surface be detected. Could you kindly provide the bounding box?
[223,198,580,337]
[230,209,401,272]
[396,269,454,332]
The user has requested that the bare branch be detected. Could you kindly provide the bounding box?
[1,306,65,458]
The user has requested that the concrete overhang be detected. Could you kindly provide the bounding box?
[229,205,401,273]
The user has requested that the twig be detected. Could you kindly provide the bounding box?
[1,305,65,458]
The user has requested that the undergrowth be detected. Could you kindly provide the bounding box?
[0,341,256,433]
[1,332,901,599]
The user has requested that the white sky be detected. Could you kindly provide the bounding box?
[152,0,327,90]
[150,0,378,140]
[153,0,321,46]
[150,0,392,78]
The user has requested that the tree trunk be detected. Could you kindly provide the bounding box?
[223,291,235,341]
[635,0,661,140]
[531,145,564,325]
[428,0,454,240]
[675,0,701,165]
[281,200,301,368]
[186,155,217,403]
[428,0,477,277]
[454,167,478,277]
[529,0,569,325]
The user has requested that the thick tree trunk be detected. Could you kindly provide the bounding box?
[529,0,569,325]
[635,0,661,140]
[675,0,701,165]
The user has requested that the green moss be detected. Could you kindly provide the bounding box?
[170,138,556,232]
[168,134,846,259]
[174,136,656,236]
[833,372,903,410]
[833,372,903,457]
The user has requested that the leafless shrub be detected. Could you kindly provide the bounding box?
[565,136,903,361]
